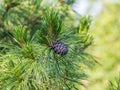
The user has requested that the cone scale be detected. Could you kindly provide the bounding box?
[51,41,68,55]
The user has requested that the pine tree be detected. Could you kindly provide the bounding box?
[0,0,95,90]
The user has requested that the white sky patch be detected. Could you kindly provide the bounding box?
[72,0,89,15]
[72,0,103,17]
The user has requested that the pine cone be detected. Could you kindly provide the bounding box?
[52,41,68,55]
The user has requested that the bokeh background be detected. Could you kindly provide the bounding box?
[73,0,120,90]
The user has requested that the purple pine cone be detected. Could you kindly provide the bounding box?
[52,41,68,55]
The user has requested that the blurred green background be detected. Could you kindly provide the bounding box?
[86,1,120,90]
